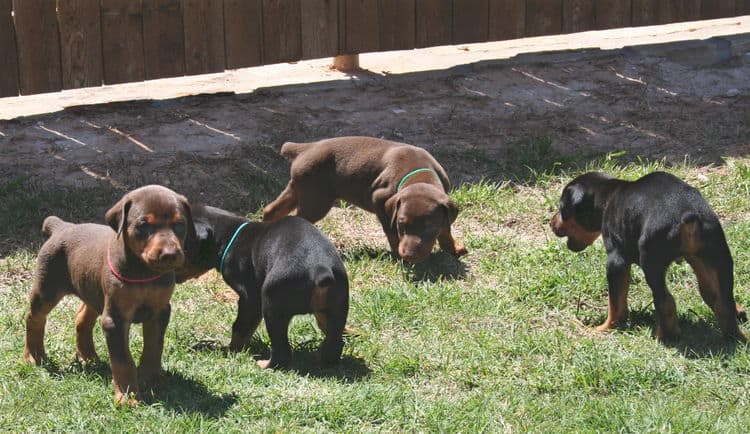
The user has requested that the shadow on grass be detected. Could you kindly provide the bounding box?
[42,358,236,417]
[626,309,743,358]
[403,251,468,283]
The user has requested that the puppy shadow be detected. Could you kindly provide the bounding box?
[43,358,236,416]
[403,251,468,283]
[626,309,743,359]
[338,245,394,262]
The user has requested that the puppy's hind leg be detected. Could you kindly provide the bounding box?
[642,259,680,341]
[687,254,746,340]
[263,182,299,222]
[313,285,348,365]
[24,273,66,365]
[256,309,293,369]
[75,303,100,363]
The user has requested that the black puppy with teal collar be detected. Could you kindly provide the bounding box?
[176,204,349,369]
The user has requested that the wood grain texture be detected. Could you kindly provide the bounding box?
[489,0,525,40]
[224,0,263,67]
[300,0,339,59]
[415,0,452,48]
[143,0,185,80]
[594,0,632,29]
[58,0,103,89]
[632,0,659,25]
[526,0,563,36]
[262,0,302,63]
[701,0,736,19]
[453,0,489,44]
[13,0,62,94]
[0,0,19,96]
[101,0,145,85]
[562,0,595,33]
[379,0,416,51]
[183,0,225,75]
[342,0,380,54]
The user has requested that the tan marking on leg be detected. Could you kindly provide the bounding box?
[75,303,100,363]
[310,286,328,312]
[23,293,65,365]
[687,256,744,338]
[679,221,702,256]
[263,183,299,222]
[597,272,631,331]
[438,229,468,257]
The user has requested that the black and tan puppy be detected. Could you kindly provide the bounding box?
[551,171,746,340]
[176,204,349,369]
[24,185,193,406]
[262,136,467,263]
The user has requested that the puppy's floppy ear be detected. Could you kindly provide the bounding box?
[105,197,132,238]
[384,195,401,231]
[442,197,459,225]
[560,184,584,220]
[178,195,196,243]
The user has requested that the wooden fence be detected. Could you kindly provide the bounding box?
[2,0,749,97]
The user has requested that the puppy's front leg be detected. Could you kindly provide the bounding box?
[139,305,171,391]
[102,310,140,406]
[596,254,631,331]
[438,228,468,257]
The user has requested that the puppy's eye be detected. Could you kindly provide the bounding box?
[134,222,152,238]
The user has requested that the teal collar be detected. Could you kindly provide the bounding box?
[219,221,249,275]
[397,168,437,192]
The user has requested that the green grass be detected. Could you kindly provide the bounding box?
[3,155,750,432]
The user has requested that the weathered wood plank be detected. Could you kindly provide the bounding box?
[453,0,489,44]
[489,0,525,40]
[526,0,563,36]
[632,0,659,26]
[13,0,62,94]
[595,0,632,29]
[738,0,750,15]
[379,0,416,51]
[416,0,452,48]
[562,0,595,33]
[300,0,339,59]
[58,0,103,89]
[262,0,302,63]
[183,0,225,75]
[101,0,145,85]
[342,0,379,54]
[658,0,701,22]
[0,0,19,96]
[701,0,737,19]
[224,0,263,68]
[143,0,185,80]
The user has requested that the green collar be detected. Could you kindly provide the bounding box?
[219,221,249,275]
[397,168,437,192]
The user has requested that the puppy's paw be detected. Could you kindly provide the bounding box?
[736,304,748,323]
[256,359,274,369]
[114,391,141,407]
[22,348,46,366]
[452,242,468,257]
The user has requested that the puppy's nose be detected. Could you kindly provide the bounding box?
[159,247,182,265]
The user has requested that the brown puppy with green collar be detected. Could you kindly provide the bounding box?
[23,185,193,406]
[263,136,467,263]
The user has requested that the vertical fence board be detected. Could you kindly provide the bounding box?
[489,0,525,40]
[526,0,563,36]
[416,0,452,47]
[58,0,103,89]
[562,0,595,33]
[300,0,338,59]
[595,0,631,29]
[101,0,145,85]
[658,0,700,22]
[225,0,262,68]
[183,0,225,74]
[0,0,18,96]
[632,0,659,25]
[143,0,184,80]
[702,0,737,19]
[13,0,62,94]
[453,0,489,44]
[263,0,302,63]
[379,0,415,51]
[342,0,379,53]
[739,0,750,14]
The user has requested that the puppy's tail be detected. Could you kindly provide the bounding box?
[280,141,309,160]
[311,265,336,289]
[42,216,70,237]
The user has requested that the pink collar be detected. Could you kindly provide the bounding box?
[107,245,165,283]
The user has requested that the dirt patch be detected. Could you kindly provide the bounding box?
[1,49,749,215]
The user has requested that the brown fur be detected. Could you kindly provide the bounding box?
[23,185,193,406]
[263,136,467,263]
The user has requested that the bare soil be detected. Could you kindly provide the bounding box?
[1,49,749,214]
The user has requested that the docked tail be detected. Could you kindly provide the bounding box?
[280,141,310,160]
[41,216,70,237]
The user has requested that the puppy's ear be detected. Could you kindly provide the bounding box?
[560,184,584,220]
[384,195,401,231]
[105,198,132,238]
[442,198,459,225]
[179,196,196,243]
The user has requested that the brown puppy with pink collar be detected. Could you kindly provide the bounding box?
[23,185,193,406]
[263,136,467,262]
